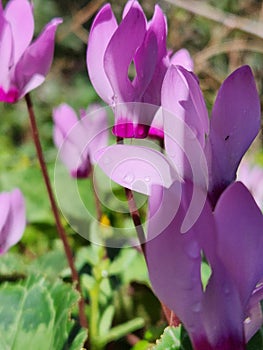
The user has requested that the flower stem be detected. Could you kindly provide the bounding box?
[24,93,87,329]
[116,137,146,256]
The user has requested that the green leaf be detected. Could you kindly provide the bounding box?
[97,317,145,347]
[0,275,87,350]
[109,248,148,284]
[153,326,181,350]
[0,252,27,278]
[99,304,115,337]
[132,340,152,350]
[29,249,68,281]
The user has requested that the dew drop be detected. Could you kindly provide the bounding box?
[185,240,200,259]
[144,176,151,182]
[123,173,134,184]
[192,302,201,313]
[103,156,111,165]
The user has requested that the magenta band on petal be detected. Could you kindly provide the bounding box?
[0,86,19,103]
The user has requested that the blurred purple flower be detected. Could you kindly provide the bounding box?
[146,181,263,349]
[87,1,193,138]
[0,0,62,103]
[237,159,263,210]
[0,188,26,255]
[53,103,108,178]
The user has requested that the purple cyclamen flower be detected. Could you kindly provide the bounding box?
[0,0,62,103]
[53,103,108,178]
[145,181,263,350]
[87,1,193,138]
[0,188,26,254]
[97,65,260,208]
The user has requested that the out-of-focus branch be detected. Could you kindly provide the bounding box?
[58,0,105,42]
[164,0,263,40]
[194,39,263,72]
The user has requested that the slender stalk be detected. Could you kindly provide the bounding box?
[116,137,146,256]
[90,167,102,221]
[24,93,87,329]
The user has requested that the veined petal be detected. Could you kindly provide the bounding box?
[215,182,263,308]
[13,17,62,98]
[104,3,146,103]
[96,145,178,195]
[4,0,34,64]
[86,4,117,103]
[207,66,261,202]
[170,48,194,71]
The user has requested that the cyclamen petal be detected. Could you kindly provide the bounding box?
[146,182,263,349]
[97,144,178,195]
[0,189,26,255]
[206,65,261,202]
[86,4,117,103]
[14,18,63,98]
[53,103,108,179]
[4,0,34,64]
[0,0,62,103]
[104,4,146,103]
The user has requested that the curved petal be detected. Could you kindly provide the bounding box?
[0,192,11,233]
[207,66,261,202]
[13,17,62,98]
[0,189,26,254]
[201,265,245,350]
[170,48,194,71]
[96,145,178,195]
[81,105,108,165]
[0,16,12,92]
[215,181,263,308]
[4,0,34,64]
[133,30,158,100]
[147,5,167,62]
[53,103,79,148]
[86,4,117,103]
[104,3,146,103]
[146,182,212,343]
[162,65,209,149]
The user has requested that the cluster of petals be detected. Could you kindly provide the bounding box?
[0,0,62,103]
[53,103,108,178]
[86,0,193,138]
[96,63,263,349]
[0,188,26,255]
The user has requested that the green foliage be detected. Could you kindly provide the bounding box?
[0,275,87,350]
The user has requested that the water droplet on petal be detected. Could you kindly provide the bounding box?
[185,240,200,259]
[123,173,134,184]
[192,302,201,313]
[103,157,111,165]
